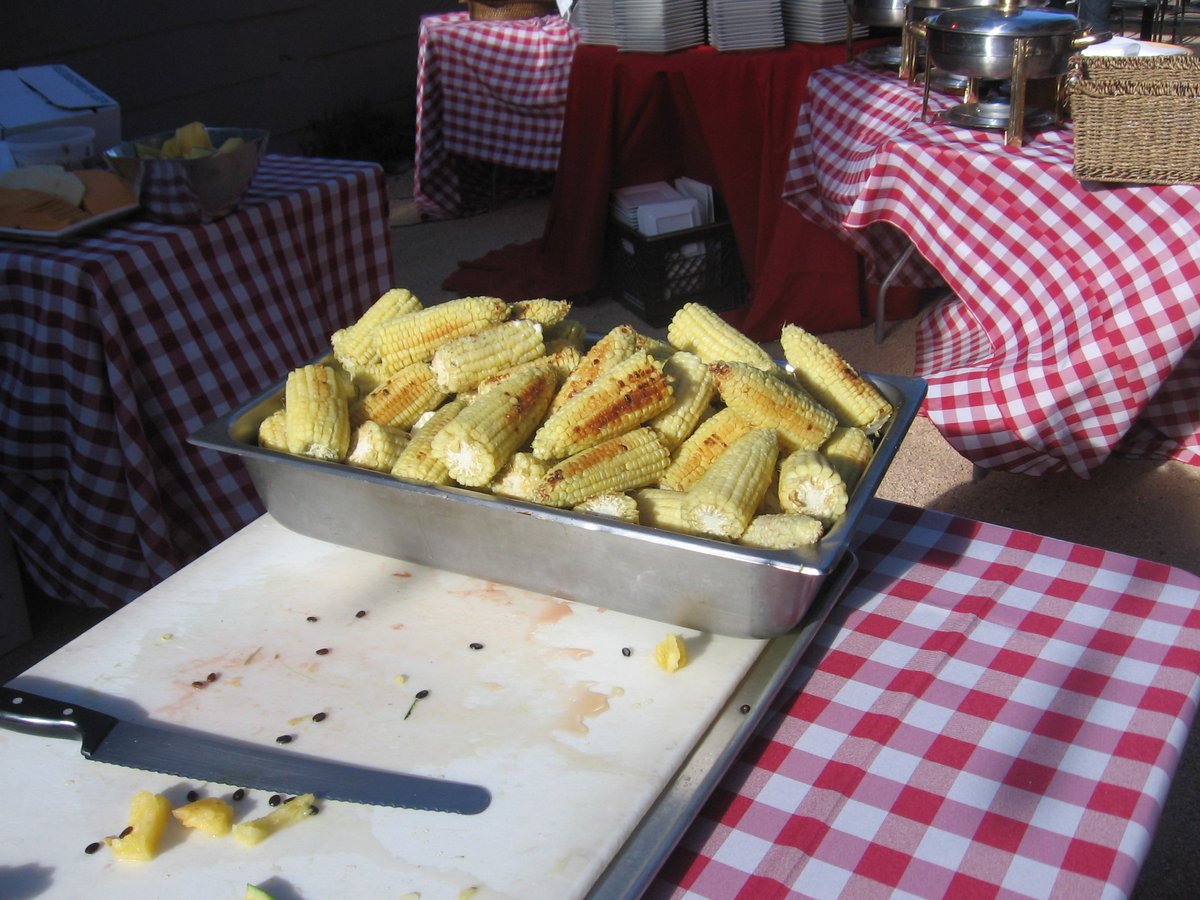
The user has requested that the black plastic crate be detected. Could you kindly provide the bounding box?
[603,218,748,328]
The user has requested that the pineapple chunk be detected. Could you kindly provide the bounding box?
[655,634,688,673]
[233,793,318,846]
[172,796,234,836]
[105,790,172,861]
[246,886,275,900]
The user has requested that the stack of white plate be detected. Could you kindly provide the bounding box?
[612,179,713,235]
[781,0,866,43]
[572,0,619,46]
[617,0,707,53]
[707,0,785,51]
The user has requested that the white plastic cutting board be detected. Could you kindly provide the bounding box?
[0,515,769,898]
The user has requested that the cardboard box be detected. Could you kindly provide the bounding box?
[0,65,120,149]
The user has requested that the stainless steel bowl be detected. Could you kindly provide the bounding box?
[104,127,269,224]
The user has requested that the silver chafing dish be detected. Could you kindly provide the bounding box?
[910,0,1108,146]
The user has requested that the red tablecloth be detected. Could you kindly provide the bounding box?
[654,499,1200,898]
[0,156,394,609]
[784,64,1200,476]
[445,41,898,339]
[414,12,579,220]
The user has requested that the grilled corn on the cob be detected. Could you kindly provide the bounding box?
[780,323,893,434]
[346,421,410,473]
[573,492,640,523]
[659,407,753,492]
[778,450,848,527]
[534,427,670,508]
[477,344,581,394]
[489,452,549,501]
[666,302,774,370]
[649,351,716,451]
[739,513,825,550]
[683,428,779,540]
[550,324,640,412]
[508,297,571,327]
[352,362,447,431]
[821,426,873,491]
[431,365,557,487]
[634,488,703,536]
[710,360,837,452]
[376,296,508,374]
[532,350,673,461]
[258,408,289,452]
[430,319,546,394]
[330,287,422,375]
[284,364,351,461]
[390,398,469,485]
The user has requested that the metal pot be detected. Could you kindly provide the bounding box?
[915,0,1107,80]
[847,0,909,28]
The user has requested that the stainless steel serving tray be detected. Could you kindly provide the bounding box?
[190,365,924,638]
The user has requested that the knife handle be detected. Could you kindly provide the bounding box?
[0,686,116,757]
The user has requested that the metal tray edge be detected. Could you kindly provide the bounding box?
[583,551,860,900]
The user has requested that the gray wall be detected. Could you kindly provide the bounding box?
[2,0,462,158]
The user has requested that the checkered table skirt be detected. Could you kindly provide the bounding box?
[414,11,579,219]
[784,64,1200,476]
[0,155,394,609]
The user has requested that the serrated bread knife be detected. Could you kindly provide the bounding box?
[0,686,491,814]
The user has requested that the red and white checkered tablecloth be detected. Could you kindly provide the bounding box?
[651,499,1200,898]
[783,64,1200,477]
[414,11,579,220]
[0,155,394,610]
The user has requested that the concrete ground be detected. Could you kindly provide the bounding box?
[388,179,1200,899]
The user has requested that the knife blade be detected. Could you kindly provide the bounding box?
[0,686,490,815]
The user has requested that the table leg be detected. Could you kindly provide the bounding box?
[875,243,917,343]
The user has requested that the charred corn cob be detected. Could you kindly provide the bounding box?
[508,297,571,327]
[666,302,774,370]
[390,398,468,485]
[489,452,549,501]
[659,407,753,492]
[778,450,848,527]
[430,319,546,394]
[683,428,779,540]
[431,365,557,487]
[635,333,677,362]
[258,408,289,452]
[710,360,837,452]
[284,364,351,461]
[532,350,673,460]
[649,351,716,450]
[534,428,670,508]
[573,492,640,523]
[550,324,640,412]
[543,318,586,351]
[376,296,508,373]
[821,426,873,491]
[346,421,410,473]
[634,488,703,536]
[739,513,825,549]
[780,324,893,434]
[478,344,581,394]
[330,288,422,375]
[352,362,447,431]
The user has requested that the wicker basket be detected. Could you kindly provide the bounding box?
[463,0,557,19]
[1071,53,1200,185]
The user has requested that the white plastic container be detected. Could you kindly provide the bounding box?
[6,124,95,167]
